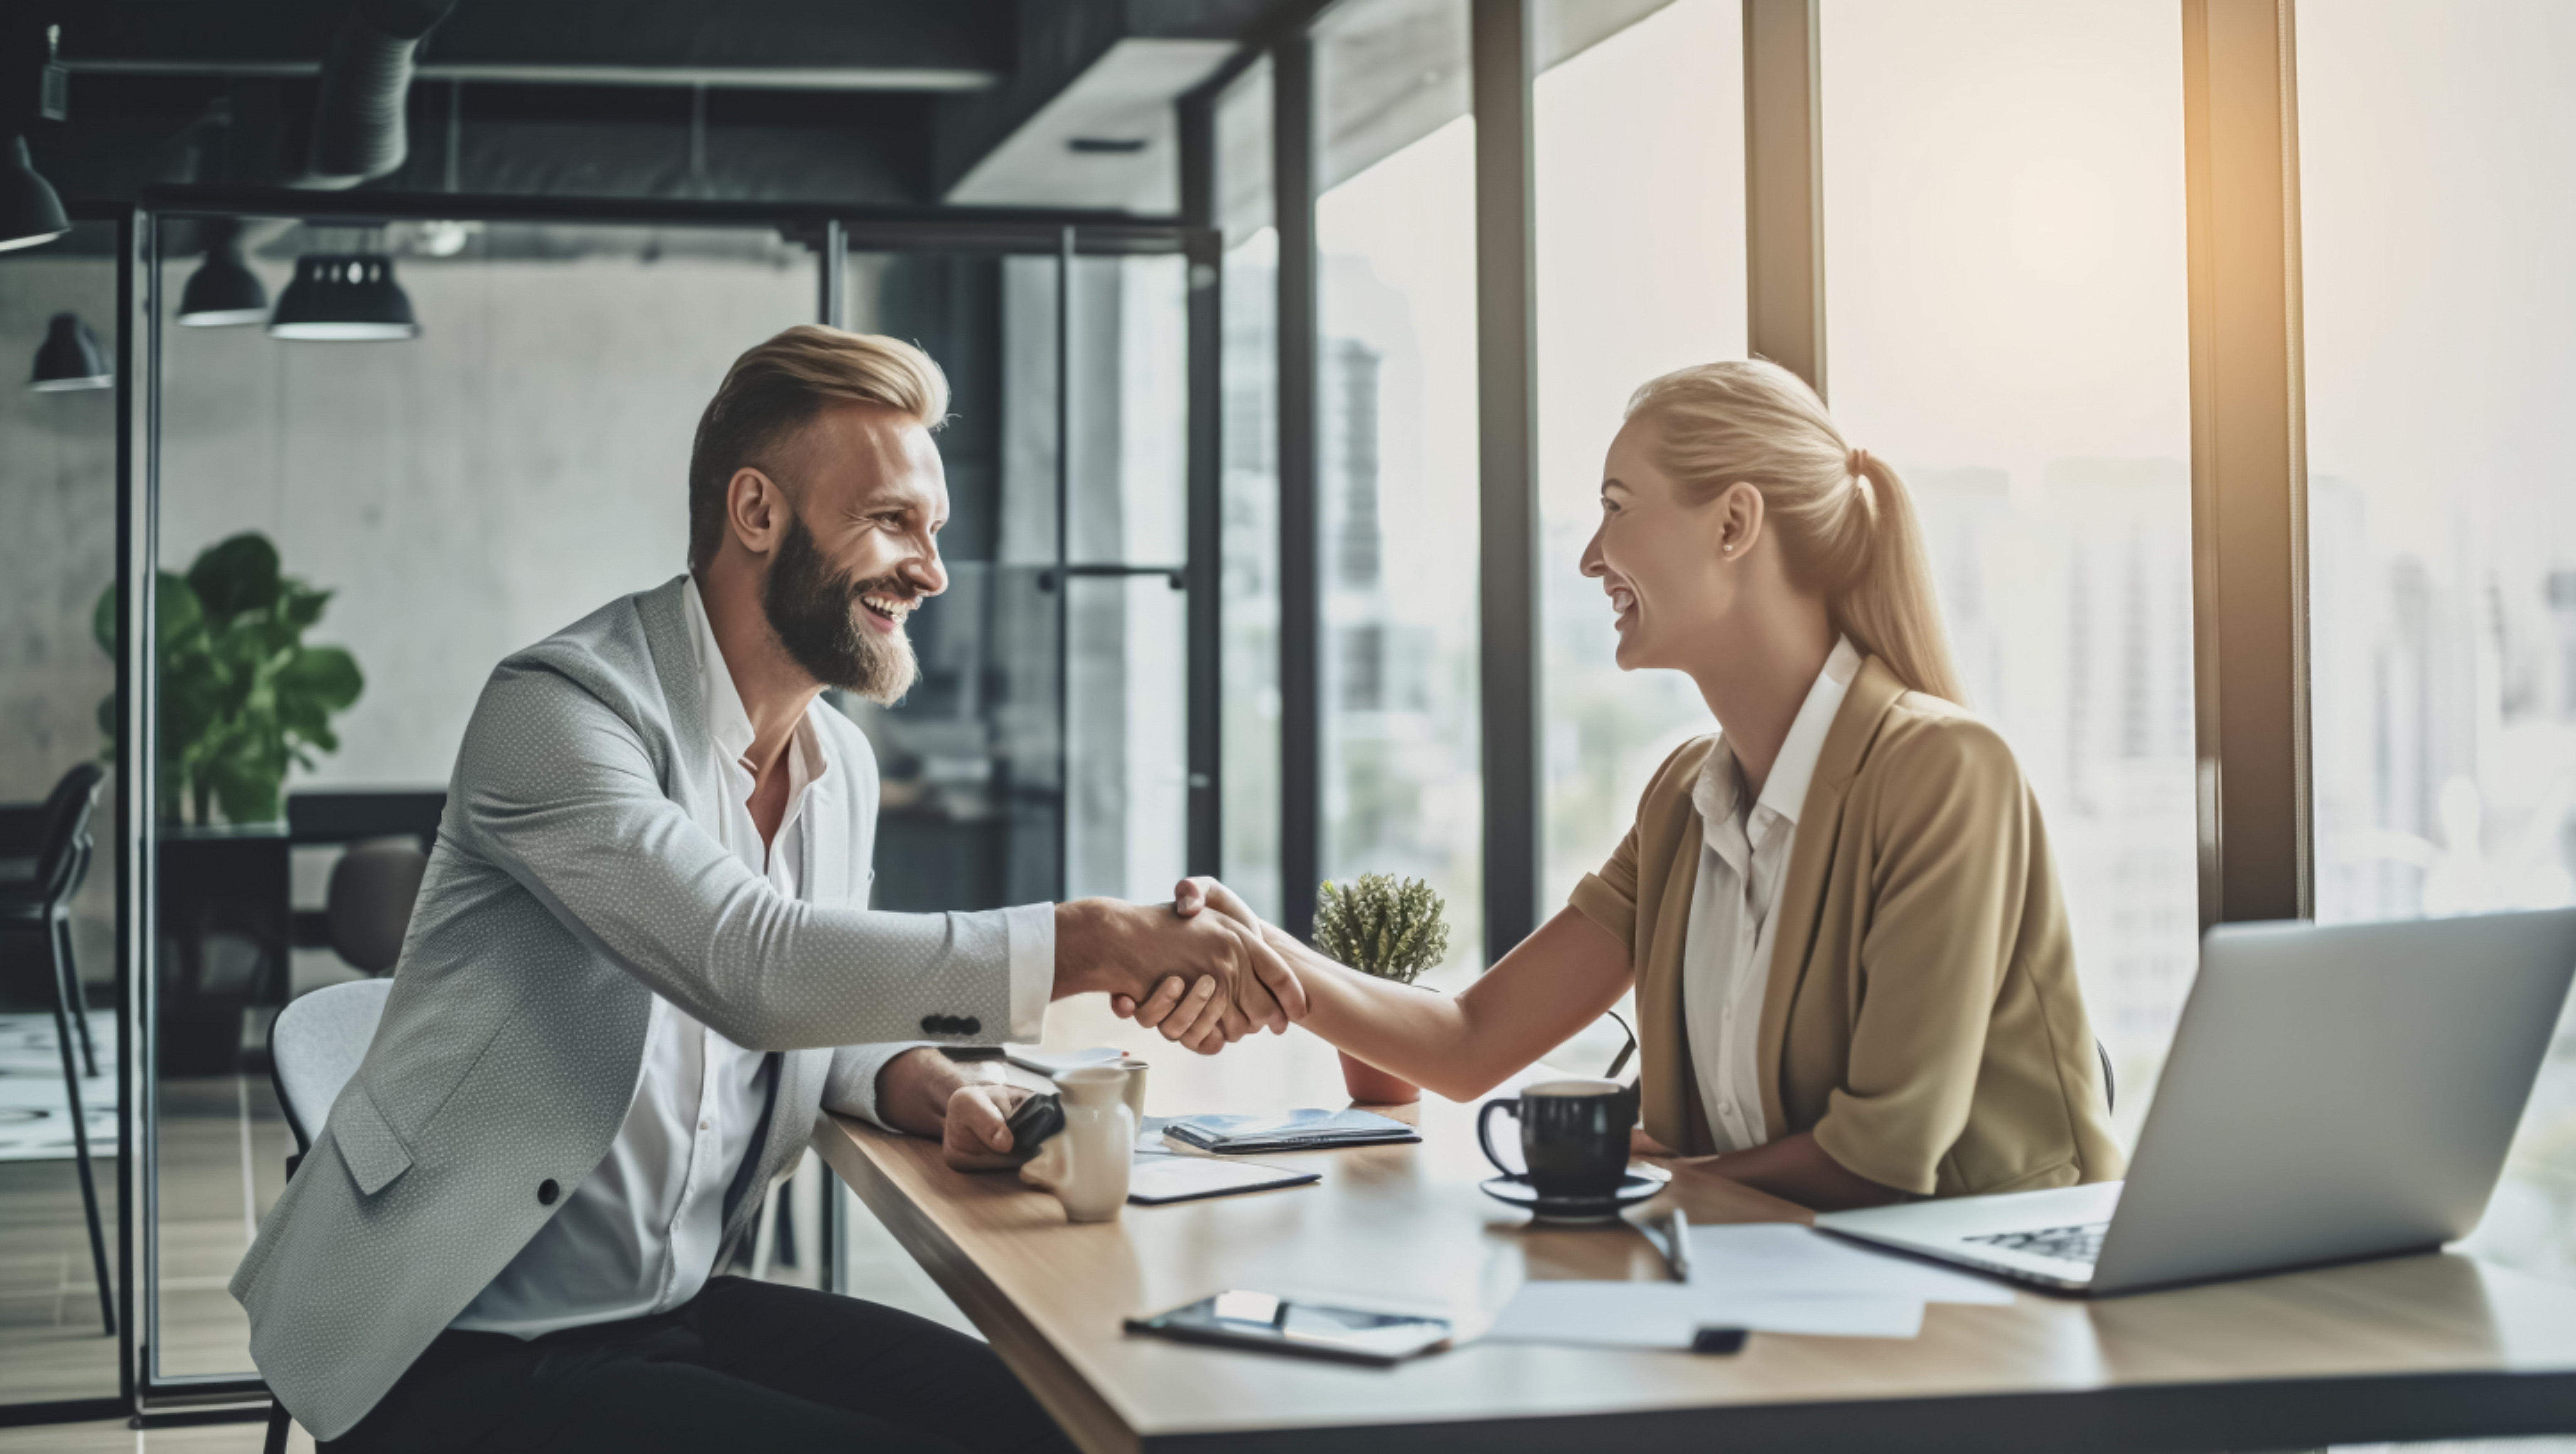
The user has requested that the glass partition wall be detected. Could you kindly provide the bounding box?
[128,201,1211,1409]
[0,216,128,1414]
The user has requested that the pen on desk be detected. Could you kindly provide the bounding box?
[1666,1208,1692,1283]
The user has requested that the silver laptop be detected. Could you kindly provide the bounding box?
[1816,908,2576,1296]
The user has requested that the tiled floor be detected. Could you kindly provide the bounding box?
[0,1418,313,1452]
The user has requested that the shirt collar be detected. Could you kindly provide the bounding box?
[681,576,827,788]
[1691,635,1862,841]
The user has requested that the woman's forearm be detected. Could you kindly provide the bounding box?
[1258,927,1501,1100]
[1266,906,1637,1103]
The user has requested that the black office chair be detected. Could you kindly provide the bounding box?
[0,763,115,1335]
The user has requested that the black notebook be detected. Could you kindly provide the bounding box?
[1159,1108,1420,1155]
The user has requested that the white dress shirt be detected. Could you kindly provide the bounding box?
[455,579,1038,1337]
[1681,636,1861,1153]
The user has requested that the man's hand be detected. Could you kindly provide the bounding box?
[1111,878,1305,1039]
[1054,896,1305,1055]
[874,1047,1032,1167]
[941,1081,1037,1171]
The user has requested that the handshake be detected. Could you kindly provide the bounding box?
[1051,877,1303,1054]
[887,879,1302,1172]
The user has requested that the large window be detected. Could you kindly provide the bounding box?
[1534,0,1747,914]
[1820,0,2196,1135]
[1217,60,1286,922]
[1313,0,1482,974]
[2299,0,2576,1280]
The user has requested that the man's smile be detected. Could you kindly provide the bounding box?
[858,590,917,634]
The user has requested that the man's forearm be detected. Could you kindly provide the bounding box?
[872,1047,1000,1139]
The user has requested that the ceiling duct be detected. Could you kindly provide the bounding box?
[300,0,458,189]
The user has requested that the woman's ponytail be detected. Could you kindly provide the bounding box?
[1624,359,1966,704]
[1836,451,1964,703]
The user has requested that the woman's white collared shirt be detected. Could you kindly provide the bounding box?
[1681,636,1862,1153]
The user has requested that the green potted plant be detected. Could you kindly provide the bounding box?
[1312,873,1451,1105]
[94,531,366,825]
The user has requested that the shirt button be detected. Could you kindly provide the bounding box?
[699,1119,711,1132]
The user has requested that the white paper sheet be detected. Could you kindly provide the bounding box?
[1684,1223,2015,1305]
[1482,1280,1927,1348]
[1692,1290,1925,1339]
[1484,1282,1699,1348]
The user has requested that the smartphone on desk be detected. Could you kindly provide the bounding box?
[1125,1290,1451,1366]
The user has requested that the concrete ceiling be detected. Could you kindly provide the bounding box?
[10,0,1301,211]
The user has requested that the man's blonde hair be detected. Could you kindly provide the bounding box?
[687,325,949,570]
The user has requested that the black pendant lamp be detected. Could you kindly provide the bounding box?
[0,136,71,253]
[30,312,110,392]
[268,253,420,341]
[176,218,270,327]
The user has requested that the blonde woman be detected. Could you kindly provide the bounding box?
[1125,359,2124,1211]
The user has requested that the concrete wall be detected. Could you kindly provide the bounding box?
[157,233,817,791]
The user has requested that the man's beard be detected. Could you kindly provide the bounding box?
[761,510,921,704]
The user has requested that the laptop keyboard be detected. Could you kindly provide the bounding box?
[1966,1222,2109,1265]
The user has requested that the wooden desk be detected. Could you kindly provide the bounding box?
[815,1000,2576,1454]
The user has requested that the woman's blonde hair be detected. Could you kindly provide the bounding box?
[1624,359,1963,704]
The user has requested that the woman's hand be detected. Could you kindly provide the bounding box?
[1111,878,1308,1039]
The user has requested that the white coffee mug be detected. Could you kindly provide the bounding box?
[1019,1066,1135,1222]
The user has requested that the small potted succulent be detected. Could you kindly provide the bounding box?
[1312,873,1451,1105]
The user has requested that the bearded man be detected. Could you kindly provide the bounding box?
[232,327,1297,1452]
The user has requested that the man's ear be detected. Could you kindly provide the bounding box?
[724,467,790,557]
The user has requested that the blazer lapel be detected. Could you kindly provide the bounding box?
[1754,656,1908,1134]
[636,575,720,833]
[1639,746,1720,1157]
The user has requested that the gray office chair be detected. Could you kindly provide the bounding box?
[1,764,113,1335]
[262,975,394,1453]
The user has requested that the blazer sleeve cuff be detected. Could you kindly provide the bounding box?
[1004,902,1054,1043]
[1810,1106,1943,1199]
[1568,872,1636,950]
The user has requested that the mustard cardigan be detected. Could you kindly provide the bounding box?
[1568,656,2126,1198]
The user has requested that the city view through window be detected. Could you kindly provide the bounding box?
[2301,0,2576,1280]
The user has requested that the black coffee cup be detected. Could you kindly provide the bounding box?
[1477,1078,1635,1199]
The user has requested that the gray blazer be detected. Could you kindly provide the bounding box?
[232,575,1021,1442]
